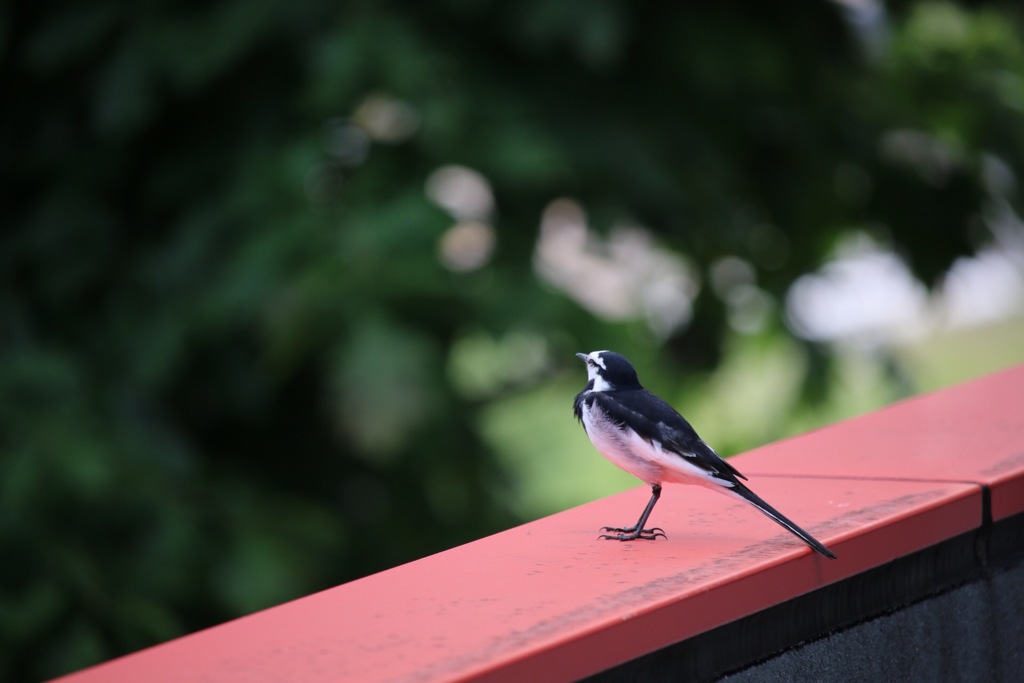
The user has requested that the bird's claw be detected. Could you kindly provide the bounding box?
[600,525,664,534]
[598,526,666,541]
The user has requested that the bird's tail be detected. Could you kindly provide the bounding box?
[729,482,837,559]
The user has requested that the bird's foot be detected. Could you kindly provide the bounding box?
[598,525,666,541]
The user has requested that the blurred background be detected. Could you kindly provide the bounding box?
[4,0,1024,678]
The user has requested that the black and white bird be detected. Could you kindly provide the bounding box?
[573,350,836,559]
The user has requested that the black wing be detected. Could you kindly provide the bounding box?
[573,380,594,424]
[589,388,747,482]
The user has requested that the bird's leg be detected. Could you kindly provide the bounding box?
[600,485,666,541]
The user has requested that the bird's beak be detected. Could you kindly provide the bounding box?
[575,352,588,362]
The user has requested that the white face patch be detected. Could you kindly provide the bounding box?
[590,372,614,392]
[583,351,613,392]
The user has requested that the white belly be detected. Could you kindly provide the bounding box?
[581,401,734,490]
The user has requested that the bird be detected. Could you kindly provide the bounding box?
[573,350,837,559]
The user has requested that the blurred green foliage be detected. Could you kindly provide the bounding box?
[2,0,1023,679]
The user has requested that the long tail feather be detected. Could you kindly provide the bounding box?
[730,482,837,559]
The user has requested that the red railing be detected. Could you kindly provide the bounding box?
[55,365,1024,683]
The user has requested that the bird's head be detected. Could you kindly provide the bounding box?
[575,350,642,392]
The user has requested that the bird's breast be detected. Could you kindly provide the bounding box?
[579,394,736,490]
[579,397,666,485]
